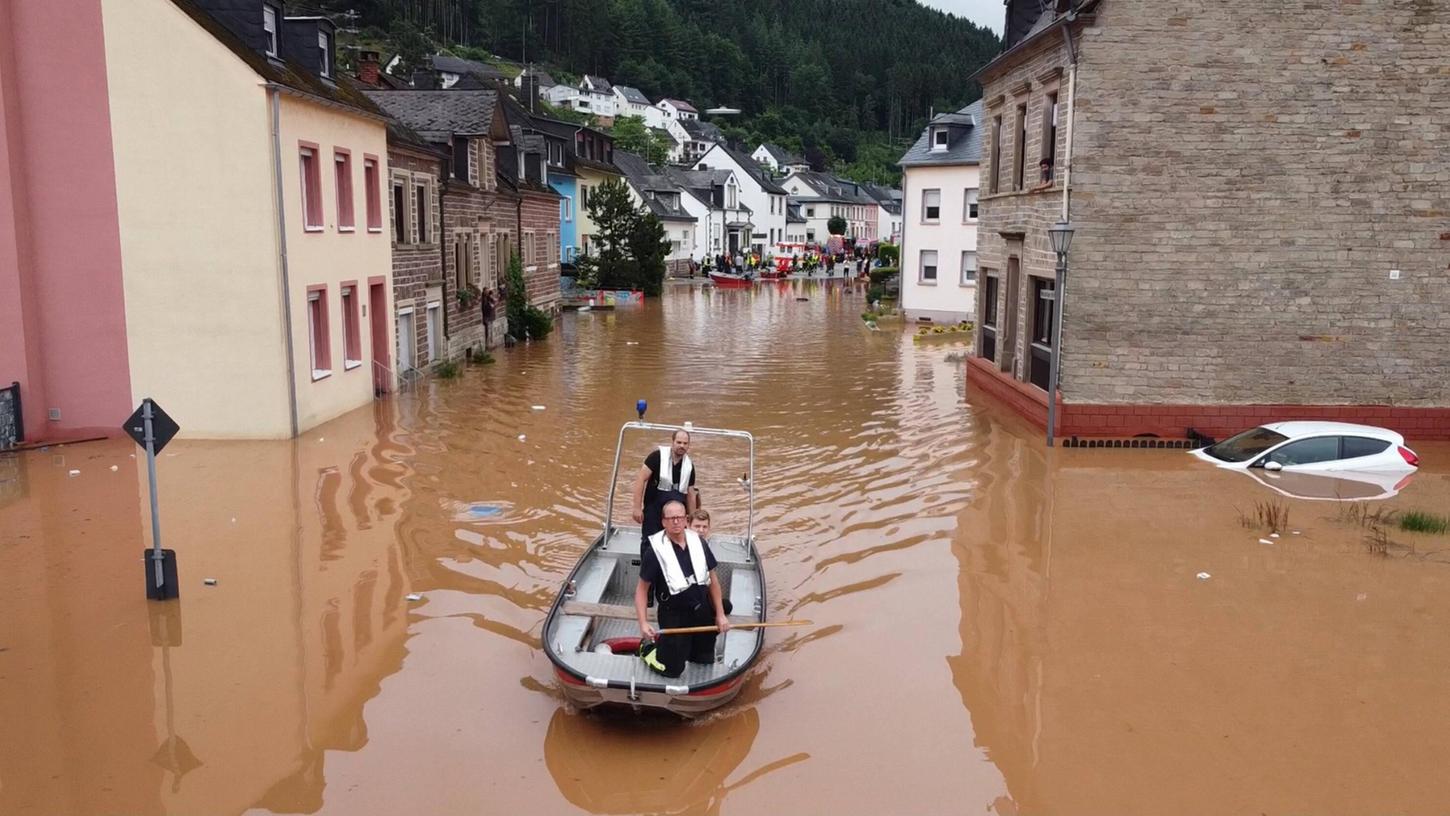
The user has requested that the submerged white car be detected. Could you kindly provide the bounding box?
[1190,421,1420,473]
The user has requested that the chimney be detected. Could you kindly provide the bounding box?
[357,50,381,87]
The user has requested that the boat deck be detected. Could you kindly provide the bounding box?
[547,526,764,689]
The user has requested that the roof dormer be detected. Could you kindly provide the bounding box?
[281,16,337,82]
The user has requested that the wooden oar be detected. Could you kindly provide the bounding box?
[656,620,813,636]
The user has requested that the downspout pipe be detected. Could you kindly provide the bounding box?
[1046,7,1080,446]
[269,86,300,438]
[1060,8,1080,221]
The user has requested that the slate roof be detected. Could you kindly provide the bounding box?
[167,0,387,120]
[681,118,723,141]
[898,99,986,167]
[583,74,613,92]
[660,98,697,113]
[716,144,787,195]
[430,54,506,80]
[362,89,497,142]
[663,167,751,213]
[785,203,806,223]
[788,171,877,205]
[614,85,651,105]
[520,68,556,88]
[759,143,797,165]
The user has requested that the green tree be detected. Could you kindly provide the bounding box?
[626,213,668,296]
[584,178,637,290]
[504,251,553,340]
[827,215,847,235]
[609,116,671,165]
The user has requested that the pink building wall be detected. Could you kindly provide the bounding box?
[0,0,131,442]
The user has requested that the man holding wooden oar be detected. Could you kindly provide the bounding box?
[635,500,731,678]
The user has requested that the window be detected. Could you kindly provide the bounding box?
[1041,93,1059,180]
[920,250,938,283]
[932,127,948,150]
[334,150,354,231]
[922,189,941,222]
[1013,103,1027,190]
[805,206,814,217]
[990,116,1002,194]
[960,251,977,285]
[340,284,361,369]
[454,234,472,290]
[413,180,430,243]
[391,178,407,243]
[562,197,572,221]
[1203,427,1289,463]
[523,230,535,265]
[364,157,381,231]
[425,302,441,362]
[299,146,322,230]
[318,30,332,78]
[980,275,999,361]
[964,188,979,221]
[452,137,470,181]
[307,287,331,379]
[580,186,590,209]
[1342,437,1391,459]
[262,6,278,57]
[1029,277,1056,390]
[1262,437,1340,467]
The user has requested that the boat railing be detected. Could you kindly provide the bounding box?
[602,420,755,554]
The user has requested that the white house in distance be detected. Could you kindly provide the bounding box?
[898,100,984,323]
[657,98,698,121]
[752,143,797,174]
[613,150,698,274]
[782,170,879,245]
[694,143,788,254]
[613,85,653,119]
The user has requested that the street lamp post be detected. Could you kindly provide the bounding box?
[1045,220,1075,447]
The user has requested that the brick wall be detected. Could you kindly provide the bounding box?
[979,1,1450,413]
[519,188,562,312]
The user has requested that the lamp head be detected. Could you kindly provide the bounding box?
[1048,220,1075,256]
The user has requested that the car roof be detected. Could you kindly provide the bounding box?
[1258,420,1404,441]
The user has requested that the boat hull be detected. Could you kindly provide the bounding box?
[556,668,746,717]
[708,272,751,286]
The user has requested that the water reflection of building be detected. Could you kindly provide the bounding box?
[0,402,415,814]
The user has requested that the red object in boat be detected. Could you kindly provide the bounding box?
[709,271,751,286]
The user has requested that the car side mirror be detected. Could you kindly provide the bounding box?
[1263,461,1284,472]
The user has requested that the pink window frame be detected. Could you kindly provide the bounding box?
[306,283,331,379]
[299,140,323,232]
[340,279,362,369]
[334,147,354,232]
[363,153,382,232]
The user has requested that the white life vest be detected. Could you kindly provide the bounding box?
[656,446,693,495]
[647,529,710,597]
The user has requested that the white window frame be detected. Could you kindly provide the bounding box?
[919,250,938,284]
[318,31,332,78]
[306,289,331,380]
[562,197,573,221]
[425,301,442,363]
[964,188,979,222]
[922,188,941,224]
[960,251,977,285]
[263,6,278,57]
[932,128,948,151]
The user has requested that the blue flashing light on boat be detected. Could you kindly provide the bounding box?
[636,399,647,419]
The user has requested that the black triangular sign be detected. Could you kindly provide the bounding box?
[123,399,180,454]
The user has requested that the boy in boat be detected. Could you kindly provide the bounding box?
[635,500,731,678]
[630,429,698,544]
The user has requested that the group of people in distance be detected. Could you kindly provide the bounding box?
[628,428,733,678]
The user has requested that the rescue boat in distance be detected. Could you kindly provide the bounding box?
[541,419,766,717]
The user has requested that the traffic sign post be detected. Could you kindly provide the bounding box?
[124,399,180,600]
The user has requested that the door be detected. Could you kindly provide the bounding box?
[425,302,442,362]
[397,310,416,377]
[1000,255,1021,375]
[369,282,388,394]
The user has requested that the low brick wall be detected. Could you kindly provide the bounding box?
[966,355,1450,442]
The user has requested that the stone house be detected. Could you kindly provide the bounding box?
[971,0,1450,441]
[362,89,508,359]
[495,124,563,315]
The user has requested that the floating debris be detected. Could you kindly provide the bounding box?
[1196,572,1212,580]
[625,341,639,346]
[68,469,80,477]
[406,593,423,602]
[1258,538,1274,545]
[1270,533,1281,539]
[532,405,546,411]
[518,434,527,441]
[110,465,119,472]
[203,578,218,586]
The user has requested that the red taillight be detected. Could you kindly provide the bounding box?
[1398,446,1420,467]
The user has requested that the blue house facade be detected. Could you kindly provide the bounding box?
[552,174,578,262]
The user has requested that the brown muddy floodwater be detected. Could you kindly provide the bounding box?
[4,279,1450,815]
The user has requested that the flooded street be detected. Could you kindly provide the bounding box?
[5,280,1450,815]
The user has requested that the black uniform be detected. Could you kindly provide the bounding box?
[640,449,696,542]
[639,534,733,678]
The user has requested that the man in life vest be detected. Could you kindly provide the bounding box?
[630,429,698,544]
[634,500,732,678]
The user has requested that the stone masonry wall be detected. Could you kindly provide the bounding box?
[977,30,1076,388]
[388,148,442,374]
[519,189,562,313]
[1065,0,1450,406]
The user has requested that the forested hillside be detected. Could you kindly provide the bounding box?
[313,0,1000,183]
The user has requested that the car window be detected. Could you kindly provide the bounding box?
[1204,427,1289,462]
[1341,436,1390,459]
[1262,436,1340,467]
